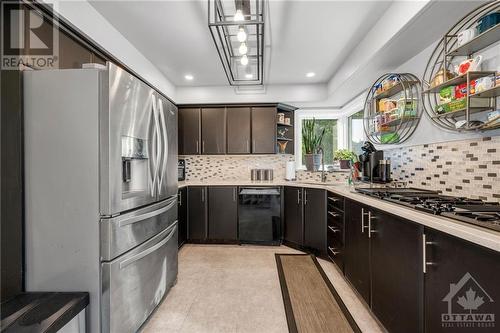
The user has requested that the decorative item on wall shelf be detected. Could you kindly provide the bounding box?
[363,73,422,144]
[302,118,325,171]
[208,0,264,85]
[277,140,288,154]
[422,1,500,132]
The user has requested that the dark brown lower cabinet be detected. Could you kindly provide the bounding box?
[187,186,207,241]
[327,192,344,272]
[344,199,371,304]
[303,188,327,256]
[284,186,303,246]
[424,229,500,333]
[370,209,423,333]
[208,186,238,241]
[178,187,188,248]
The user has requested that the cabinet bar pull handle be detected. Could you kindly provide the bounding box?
[246,140,250,152]
[328,226,340,233]
[328,246,340,255]
[196,140,199,154]
[233,187,236,202]
[361,208,369,233]
[328,197,339,202]
[178,193,182,206]
[422,234,435,273]
[201,188,205,202]
[202,141,205,153]
[328,211,340,218]
[252,140,256,152]
[368,211,374,238]
[297,189,300,204]
[304,191,308,205]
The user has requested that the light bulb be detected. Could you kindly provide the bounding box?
[237,27,247,42]
[245,73,253,79]
[240,55,249,66]
[233,9,244,22]
[239,42,248,55]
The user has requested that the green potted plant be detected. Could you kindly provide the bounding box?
[334,149,356,169]
[302,118,325,171]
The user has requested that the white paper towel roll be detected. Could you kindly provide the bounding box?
[285,161,296,180]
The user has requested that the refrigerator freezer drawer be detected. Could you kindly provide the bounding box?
[101,197,177,261]
[101,222,178,333]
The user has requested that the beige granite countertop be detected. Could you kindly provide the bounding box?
[178,179,500,252]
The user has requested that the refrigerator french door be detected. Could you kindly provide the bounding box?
[102,63,177,216]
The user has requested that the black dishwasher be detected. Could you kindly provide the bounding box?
[238,187,281,245]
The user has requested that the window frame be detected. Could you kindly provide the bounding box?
[294,110,346,170]
[347,110,365,154]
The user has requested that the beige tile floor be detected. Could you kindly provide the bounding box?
[141,244,383,333]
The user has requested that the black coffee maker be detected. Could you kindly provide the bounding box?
[359,141,390,183]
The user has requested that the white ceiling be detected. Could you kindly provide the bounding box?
[89,0,392,87]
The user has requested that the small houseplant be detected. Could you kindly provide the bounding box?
[302,118,325,171]
[334,149,356,169]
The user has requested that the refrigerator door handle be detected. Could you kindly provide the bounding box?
[118,198,177,227]
[157,98,168,195]
[119,222,177,269]
[151,95,160,197]
[147,95,157,197]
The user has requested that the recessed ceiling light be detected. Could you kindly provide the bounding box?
[245,73,253,79]
[306,72,316,78]
[184,74,194,80]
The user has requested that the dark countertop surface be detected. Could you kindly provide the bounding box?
[1,292,89,333]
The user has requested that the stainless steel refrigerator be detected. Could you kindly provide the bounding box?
[24,62,178,333]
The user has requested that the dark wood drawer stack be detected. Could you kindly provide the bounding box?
[326,192,345,272]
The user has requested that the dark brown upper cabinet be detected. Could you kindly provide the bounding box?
[178,104,296,155]
[179,108,201,155]
[226,107,251,154]
[251,106,277,154]
[201,108,226,154]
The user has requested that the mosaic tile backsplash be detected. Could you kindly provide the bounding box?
[181,155,294,181]
[180,155,349,183]
[386,136,500,202]
[181,136,499,202]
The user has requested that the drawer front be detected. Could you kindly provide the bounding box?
[327,192,344,211]
[101,197,177,260]
[101,222,178,333]
[327,230,344,271]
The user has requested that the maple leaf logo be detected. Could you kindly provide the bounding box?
[457,288,485,313]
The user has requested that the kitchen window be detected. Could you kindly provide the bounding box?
[296,114,339,169]
[348,110,365,156]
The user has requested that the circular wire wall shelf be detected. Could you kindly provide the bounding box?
[363,73,422,144]
[422,1,500,132]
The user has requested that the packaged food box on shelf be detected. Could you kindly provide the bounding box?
[434,97,490,114]
[380,132,399,144]
[373,75,400,97]
[486,110,500,126]
[473,75,496,94]
[397,97,417,117]
[378,98,397,112]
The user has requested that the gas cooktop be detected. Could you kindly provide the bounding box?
[355,187,500,232]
